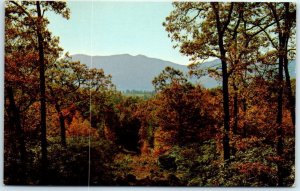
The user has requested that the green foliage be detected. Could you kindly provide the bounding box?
[152,66,190,91]
[5,136,117,185]
[161,140,220,186]
[150,137,294,186]
[123,90,155,99]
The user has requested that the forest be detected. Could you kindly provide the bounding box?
[4,1,296,186]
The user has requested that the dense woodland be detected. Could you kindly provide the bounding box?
[4,1,296,186]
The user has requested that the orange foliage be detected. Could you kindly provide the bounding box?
[46,105,61,137]
[282,110,294,136]
[232,136,263,152]
[153,127,175,157]
[66,111,98,138]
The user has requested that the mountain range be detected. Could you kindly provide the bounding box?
[71,54,219,91]
[71,54,296,91]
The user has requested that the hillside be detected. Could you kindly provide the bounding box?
[71,54,295,91]
[71,54,218,91]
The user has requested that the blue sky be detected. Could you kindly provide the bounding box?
[47,1,191,65]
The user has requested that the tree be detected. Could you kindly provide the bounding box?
[263,3,296,186]
[5,7,38,169]
[47,57,88,146]
[46,54,115,146]
[152,67,214,147]
[164,2,241,161]
[134,99,157,154]
[7,0,70,184]
[152,66,189,91]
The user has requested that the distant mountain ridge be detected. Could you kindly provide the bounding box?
[71,54,295,91]
[71,54,218,91]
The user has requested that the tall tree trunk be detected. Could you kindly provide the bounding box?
[276,43,284,187]
[36,1,48,184]
[221,59,231,161]
[276,56,284,155]
[282,4,295,128]
[218,25,231,162]
[211,2,232,162]
[276,3,294,186]
[218,38,231,161]
[6,86,27,163]
[6,86,27,184]
[55,103,67,146]
[49,87,67,146]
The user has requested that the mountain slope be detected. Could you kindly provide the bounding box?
[71,54,295,91]
[71,54,218,91]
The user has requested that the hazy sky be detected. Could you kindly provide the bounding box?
[47,1,191,65]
